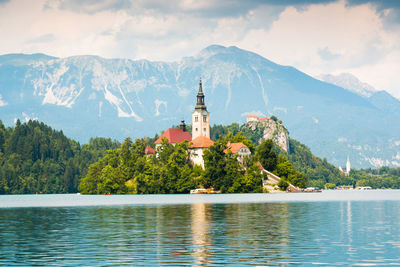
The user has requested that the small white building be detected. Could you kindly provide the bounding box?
[189,136,214,168]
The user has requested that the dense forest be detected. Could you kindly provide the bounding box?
[1,119,400,194]
[0,120,119,194]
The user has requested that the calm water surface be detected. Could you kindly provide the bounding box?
[1,190,400,266]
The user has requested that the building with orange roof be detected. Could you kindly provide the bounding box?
[246,114,259,122]
[224,142,251,163]
[189,136,214,168]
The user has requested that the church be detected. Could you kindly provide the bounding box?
[189,79,214,168]
[154,79,250,168]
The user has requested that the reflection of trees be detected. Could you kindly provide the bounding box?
[206,203,292,263]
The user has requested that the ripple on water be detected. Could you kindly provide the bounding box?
[0,193,400,265]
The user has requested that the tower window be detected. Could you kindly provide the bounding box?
[203,128,206,132]
[195,116,198,122]
[203,115,207,122]
[196,128,198,131]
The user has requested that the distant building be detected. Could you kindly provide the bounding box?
[246,114,259,122]
[246,114,272,123]
[224,142,251,163]
[339,155,351,176]
[189,136,214,168]
[154,120,192,148]
[192,79,210,140]
[259,116,270,121]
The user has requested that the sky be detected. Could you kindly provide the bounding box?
[1,0,400,98]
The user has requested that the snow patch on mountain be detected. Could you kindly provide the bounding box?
[366,157,390,167]
[98,101,103,117]
[90,60,142,121]
[252,66,268,106]
[316,73,376,97]
[154,99,167,116]
[30,60,84,107]
[0,94,7,106]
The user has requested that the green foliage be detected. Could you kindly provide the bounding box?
[274,155,307,188]
[5,119,399,195]
[0,120,119,194]
[287,138,351,187]
[325,183,336,189]
[278,180,289,191]
[79,139,199,194]
[202,138,263,193]
[256,139,277,172]
[350,167,400,189]
[210,123,240,141]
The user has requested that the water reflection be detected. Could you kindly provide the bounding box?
[1,201,400,265]
[191,203,211,265]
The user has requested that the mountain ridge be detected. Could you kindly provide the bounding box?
[0,45,399,168]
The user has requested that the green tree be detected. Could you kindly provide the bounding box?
[256,139,277,171]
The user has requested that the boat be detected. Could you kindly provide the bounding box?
[190,188,221,194]
[302,187,322,193]
[355,186,372,190]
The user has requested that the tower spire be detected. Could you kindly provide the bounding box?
[196,78,206,110]
[192,78,210,139]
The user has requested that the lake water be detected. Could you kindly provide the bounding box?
[1,190,400,266]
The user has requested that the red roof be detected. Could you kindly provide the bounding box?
[154,128,192,144]
[259,116,270,121]
[144,146,154,154]
[247,114,259,119]
[224,142,249,154]
[190,136,214,148]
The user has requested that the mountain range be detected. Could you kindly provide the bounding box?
[0,45,399,168]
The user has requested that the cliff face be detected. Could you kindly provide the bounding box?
[244,118,289,153]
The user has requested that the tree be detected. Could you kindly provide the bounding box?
[202,140,227,190]
[256,139,277,171]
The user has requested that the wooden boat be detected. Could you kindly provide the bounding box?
[190,188,221,194]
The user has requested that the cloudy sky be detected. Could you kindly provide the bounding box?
[1,0,400,98]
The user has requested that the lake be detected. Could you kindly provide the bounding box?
[1,190,400,265]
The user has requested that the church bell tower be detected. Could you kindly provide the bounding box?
[192,79,210,139]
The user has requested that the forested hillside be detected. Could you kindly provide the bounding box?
[1,120,399,194]
[211,123,400,189]
[0,120,119,194]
